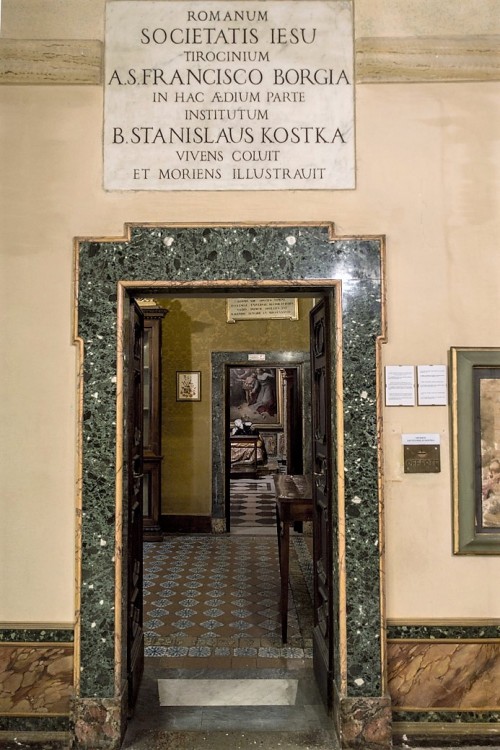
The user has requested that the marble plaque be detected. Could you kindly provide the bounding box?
[227,297,298,321]
[104,0,355,191]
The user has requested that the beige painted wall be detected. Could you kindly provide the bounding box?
[1,1,500,623]
[3,0,500,38]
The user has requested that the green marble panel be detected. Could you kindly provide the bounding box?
[388,623,500,640]
[393,710,500,723]
[77,225,383,698]
[0,716,70,731]
[0,629,74,643]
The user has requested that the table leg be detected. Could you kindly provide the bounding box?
[275,503,281,568]
[280,521,290,643]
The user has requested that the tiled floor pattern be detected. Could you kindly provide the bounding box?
[124,535,330,744]
[229,475,276,531]
[144,534,314,660]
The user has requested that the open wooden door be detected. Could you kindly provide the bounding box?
[126,299,145,711]
[310,295,334,710]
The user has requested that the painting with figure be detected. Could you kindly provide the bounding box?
[476,372,500,529]
[228,366,283,428]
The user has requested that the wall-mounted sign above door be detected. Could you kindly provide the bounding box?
[104,0,355,191]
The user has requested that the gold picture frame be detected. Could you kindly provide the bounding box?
[228,365,284,429]
[176,371,201,402]
[451,347,500,554]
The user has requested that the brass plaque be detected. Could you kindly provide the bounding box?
[404,445,441,473]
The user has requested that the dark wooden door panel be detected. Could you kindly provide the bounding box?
[310,296,334,710]
[127,300,144,712]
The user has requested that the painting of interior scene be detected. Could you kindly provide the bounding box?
[479,376,500,528]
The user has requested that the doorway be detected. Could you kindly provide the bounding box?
[124,286,334,741]
[226,360,305,535]
[73,224,388,749]
[211,349,311,533]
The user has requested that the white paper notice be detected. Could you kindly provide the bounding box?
[417,365,448,406]
[104,0,355,191]
[402,433,440,446]
[385,366,415,407]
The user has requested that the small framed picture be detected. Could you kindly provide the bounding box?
[176,371,201,402]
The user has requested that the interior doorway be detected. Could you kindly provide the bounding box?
[226,360,306,534]
[122,284,337,743]
[73,224,386,750]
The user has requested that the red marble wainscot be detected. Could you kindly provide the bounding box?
[0,643,73,714]
[387,641,500,709]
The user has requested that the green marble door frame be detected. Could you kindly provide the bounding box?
[73,223,389,749]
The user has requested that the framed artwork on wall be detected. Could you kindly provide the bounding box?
[451,347,500,554]
[176,371,201,401]
[228,365,283,429]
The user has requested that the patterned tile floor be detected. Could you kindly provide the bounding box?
[144,532,314,662]
[229,475,277,532]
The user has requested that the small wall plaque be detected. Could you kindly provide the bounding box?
[227,298,298,322]
[403,445,441,473]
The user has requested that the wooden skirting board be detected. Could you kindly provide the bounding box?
[160,515,212,534]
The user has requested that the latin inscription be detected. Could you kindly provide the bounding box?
[104,1,355,191]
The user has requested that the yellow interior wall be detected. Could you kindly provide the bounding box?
[158,297,312,515]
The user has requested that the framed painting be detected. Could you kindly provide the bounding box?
[176,371,201,401]
[228,365,283,429]
[451,348,500,554]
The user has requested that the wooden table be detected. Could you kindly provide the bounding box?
[273,474,313,643]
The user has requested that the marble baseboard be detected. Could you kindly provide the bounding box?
[333,684,392,750]
[393,710,500,723]
[0,738,69,750]
[339,698,392,749]
[0,730,70,748]
[0,715,70,731]
[0,643,73,715]
[388,641,500,710]
[211,518,227,534]
[71,696,124,750]
[392,720,500,746]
